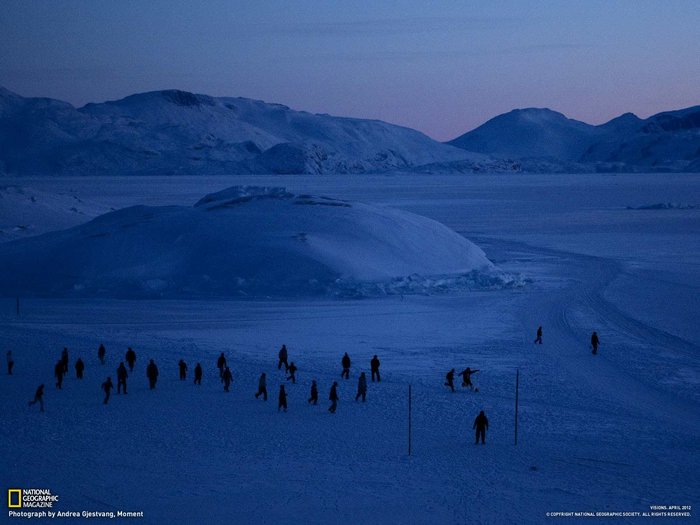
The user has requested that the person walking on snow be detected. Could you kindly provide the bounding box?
[278,384,288,412]
[308,380,318,405]
[117,362,128,394]
[341,352,351,379]
[7,350,14,375]
[355,372,367,402]
[178,359,187,381]
[370,355,381,382]
[146,359,159,389]
[102,377,114,404]
[286,362,298,383]
[125,347,136,372]
[473,410,488,445]
[55,360,65,389]
[459,367,479,390]
[278,344,289,372]
[444,369,456,392]
[591,331,600,355]
[534,326,543,344]
[222,366,233,392]
[328,381,339,413]
[194,363,202,385]
[28,384,45,412]
[255,372,267,400]
[98,343,106,364]
[75,357,85,379]
[217,352,227,380]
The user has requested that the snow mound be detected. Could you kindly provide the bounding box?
[0,186,504,298]
[626,202,696,210]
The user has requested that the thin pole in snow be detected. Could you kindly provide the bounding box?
[514,369,520,446]
[408,383,412,456]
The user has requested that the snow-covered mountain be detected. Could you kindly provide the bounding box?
[449,106,700,172]
[0,87,489,175]
[0,186,503,298]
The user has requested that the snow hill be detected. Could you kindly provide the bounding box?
[0,186,500,298]
[448,106,700,172]
[0,87,490,175]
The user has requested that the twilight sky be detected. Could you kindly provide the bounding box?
[1,0,698,141]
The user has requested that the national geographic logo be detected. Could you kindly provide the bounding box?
[7,488,59,508]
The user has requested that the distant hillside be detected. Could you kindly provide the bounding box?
[449,105,700,172]
[0,87,494,176]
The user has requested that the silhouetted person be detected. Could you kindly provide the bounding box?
[28,384,44,412]
[102,377,114,404]
[222,366,232,392]
[194,363,202,385]
[255,373,267,400]
[125,347,136,372]
[54,360,65,389]
[445,369,455,392]
[61,347,69,374]
[328,381,339,413]
[459,368,479,390]
[75,358,85,379]
[217,353,227,380]
[473,410,488,445]
[370,355,380,382]
[341,352,351,379]
[591,331,600,355]
[117,362,128,394]
[287,362,297,383]
[98,343,106,364]
[355,372,367,402]
[178,359,187,381]
[146,359,158,390]
[534,326,543,345]
[278,385,288,412]
[278,344,289,371]
[308,380,318,405]
[7,350,14,375]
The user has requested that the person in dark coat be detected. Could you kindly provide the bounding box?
[217,353,227,380]
[341,353,351,379]
[591,332,600,354]
[28,384,45,412]
[370,355,381,382]
[534,326,543,344]
[222,366,233,392]
[75,358,85,379]
[459,368,479,390]
[473,410,488,444]
[125,347,136,372]
[7,350,14,375]
[286,362,298,383]
[55,360,65,389]
[98,343,106,364]
[278,384,288,412]
[178,359,187,381]
[117,362,128,394]
[355,372,367,402]
[278,344,289,371]
[146,359,159,390]
[328,381,339,413]
[102,377,114,404]
[194,363,202,385]
[255,372,267,400]
[444,368,456,392]
[61,347,69,374]
[308,380,318,405]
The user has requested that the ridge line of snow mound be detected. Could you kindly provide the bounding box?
[0,186,516,299]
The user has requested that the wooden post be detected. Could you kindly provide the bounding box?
[514,369,520,446]
[408,384,412,456]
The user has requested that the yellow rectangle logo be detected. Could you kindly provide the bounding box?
[8,489,22,508]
